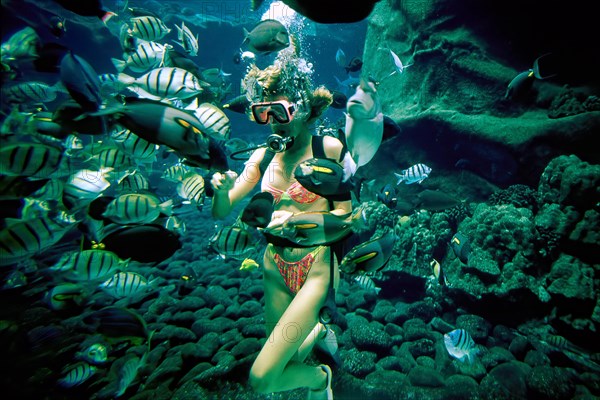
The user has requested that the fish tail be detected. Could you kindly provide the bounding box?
[111,58,127,72]
[159,199,173,216]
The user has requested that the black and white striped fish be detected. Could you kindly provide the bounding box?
[174,22,198,56]
[118,67,203,100]
[100,272,152,298]
[176,173,205,205]
[111,129,158,162]
[98,73,128,95]
[58,362,97,387]
[93,147,136,170]
[102,193,172,224]
[161,164,190,182]
[395,163,432,185]
[0,143,65,179]
[32,179,64,200]
[2,82,59,104]
[209,225,255,260]
[164,215,186,235]
[444,329,478,364]
[128,16,171,41]
[62,167,117,209]
[0,215,77,266]
[352,274,381,294]
[111,41,166,73]
[52,249,127,281]
[118,170,149,193]
[187,101,231,140]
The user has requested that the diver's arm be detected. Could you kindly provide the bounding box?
[211,148,266,219]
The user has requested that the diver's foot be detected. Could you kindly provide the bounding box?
[307,364,333,400]
[314,325,342,370]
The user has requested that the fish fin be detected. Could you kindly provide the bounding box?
[111,58,127,72]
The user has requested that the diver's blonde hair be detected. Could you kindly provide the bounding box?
[243,53,333,121]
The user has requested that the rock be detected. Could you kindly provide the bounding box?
[406,300,437,322]
[408,338,436,358]
[416,356,436,369]
[481,346,516,370]
[445,374,481,399]
[349,322,393,355]
[154,325,197,344]
[145,353,183,389]
[191,317,235,336]
[195,332,220,359]
[480,361,531,400]
[203,286,233,308]
[508,335,531,360]
[175,296,207,312]
[527,366,576,400]
[547,254,595,301]
[455,314,492,342]
[403,318,434,341]
[372,301,396,322]
[342,348,377,378]
[408,365,445,387]
[231,338,261,359]
[363,370,408,399]
[171,380,209,400]
[523,350,551,367]
[429,316,456,334]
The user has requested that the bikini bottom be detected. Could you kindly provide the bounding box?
[271,245,326,295]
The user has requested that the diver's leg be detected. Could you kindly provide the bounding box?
[295,322,326,363]
[262,246,294,337]
[249,253,331,393]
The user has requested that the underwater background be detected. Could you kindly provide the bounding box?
[1,0,599,399]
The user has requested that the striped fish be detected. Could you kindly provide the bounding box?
[128,16,171,41]
[164,215,186,235]
[52,249,127,281]
[161,164,190,182]
[190,102,231,140]
[0,216,76,266]
[177,173,205,205]
[100,272,152,298]
[115,352,147,398]
[111,129,158,161]
[0,143,64,179]
[62,168,117,209]
[353,274,381,294]
[395,163,432,185]
[444,329,478,364]
[118,67,203,100]
[32,179,64,200]
[174,22,198,56]
[209,225,255,260]
[2,82,58,103]
[58,362,97,387]
[102,193,172,224]
[118,171,149,193]
[111,41,166,73]
[98,73,127,95]
[93,147,136,170]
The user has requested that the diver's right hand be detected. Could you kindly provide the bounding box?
[211,171,238,193]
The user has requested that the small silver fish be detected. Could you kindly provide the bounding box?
[100,272,153,298]
[395,163,432,185]
[444,329,478,364]
[174,22,199,56]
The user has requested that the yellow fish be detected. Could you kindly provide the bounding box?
[240,258,260,271]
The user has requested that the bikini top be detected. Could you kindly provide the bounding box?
[263,180,322,204]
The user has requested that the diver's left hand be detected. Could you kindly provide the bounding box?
[264,210,293,231]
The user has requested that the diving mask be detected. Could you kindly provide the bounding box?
[251,100,297,125]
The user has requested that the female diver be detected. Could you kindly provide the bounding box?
[210,54,351,399]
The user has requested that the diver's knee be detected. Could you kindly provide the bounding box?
[248,365,273,394]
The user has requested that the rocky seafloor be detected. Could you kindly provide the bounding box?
[2,154,598,400]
